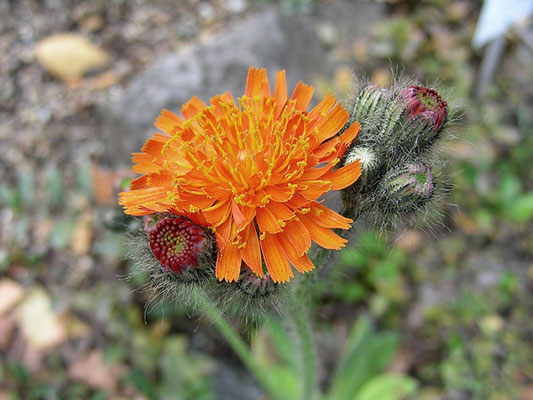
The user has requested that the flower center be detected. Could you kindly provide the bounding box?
[417,90,439,110]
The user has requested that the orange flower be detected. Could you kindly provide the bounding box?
[119,67,361,283]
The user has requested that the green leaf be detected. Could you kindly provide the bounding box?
[264,366,299,400]
[50,217,77,249]
[76,163,94,200]
[505,193,533,222]
[327,317,399,400]
[497,172,520,206]
[267,319,298,367]
[0,183,21,211]
[355,373,418,400]
[17,169,36,208]
[340,247,366,267]
[45,165,64,208]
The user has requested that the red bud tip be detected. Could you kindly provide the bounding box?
[149,216,209,273]
[400,86,448,132]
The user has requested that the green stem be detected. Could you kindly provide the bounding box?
[194,290,285,400]
[288,286,317,400]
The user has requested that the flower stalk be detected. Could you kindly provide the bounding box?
[194,289,287,400]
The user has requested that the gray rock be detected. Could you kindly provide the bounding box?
[100,8,332,165]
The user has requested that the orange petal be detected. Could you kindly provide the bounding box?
[291,81,314,111]
[204,198,232,227]
[241,224,264,277]
[215,217,233,249]
[299,164,334,181]
[297,180,332,201]
[291,253,314,273]
[326,160,362,190]
[182,210,209,227]
[264,184,295,202]
[308,93,336,119]
[338,121,361,145]
[232,201,256,231]
[181,96,207,120]
[283,218,311,256]
[141,137,166,156]
[314,104,349,143]
[312,137,340,159]
[308,202,352,229]
[278,231,315,273]
[245,67,270,98]
[266,201,295,222]
[260,233,293,283]
[285,193,311,210]
[154,109,184,134]
[130,175,148,190]
[119,189,170,216]
[273,70,287,116]
[298,214,348,250]
[256,206,283,234]
[216,243,242,282]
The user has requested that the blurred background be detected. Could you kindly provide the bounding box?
[1,0,533,399]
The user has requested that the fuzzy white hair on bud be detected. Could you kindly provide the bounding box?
[345,146,379,174]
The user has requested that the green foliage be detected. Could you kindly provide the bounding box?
[356,373,418,400]
[316,232,410,320]
[326,316,416,400]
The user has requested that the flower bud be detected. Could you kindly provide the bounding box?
[379,86,448,156]
[399,86,448,132]
[378,162,435,213]
[149,216,211,274]
[344,146,379,176]
[349,84,391,125]
[209,268,285,319]
[238,269,278,297]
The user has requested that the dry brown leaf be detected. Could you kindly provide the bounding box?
[35,33,110,82]
[90,164,124,205]
[69,350,125,391]
[453,211,480,235]
[89,70,120,90]
[0,279,25,316]
[81,15,104,33]
[17,288,67,350]
[70,212,93,255]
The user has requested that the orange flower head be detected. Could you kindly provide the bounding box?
[119,67,361,283]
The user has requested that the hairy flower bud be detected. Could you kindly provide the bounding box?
[349,84,391,125]
[378,85,448,157]
[149,216,211,274]
[399,86,448,132]
[379,162,435,213]
[238,269,278,297]
[344,146,379,176]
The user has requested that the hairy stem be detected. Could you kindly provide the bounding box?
[288,285,317,400]
[194,290,285,400]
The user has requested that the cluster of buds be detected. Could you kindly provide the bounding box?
[121,70,453,318]
[341,80,450,229]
